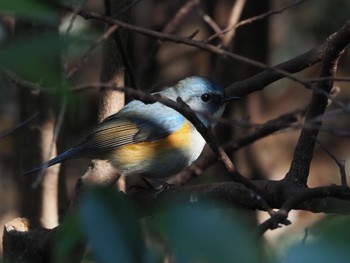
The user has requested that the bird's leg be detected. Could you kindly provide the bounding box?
[142,176,177,197]
[140,176,156,189]
[127,175,176,196]
[146,177,176,188]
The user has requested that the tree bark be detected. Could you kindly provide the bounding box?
[69,0,131,208]
[15,22,62,229]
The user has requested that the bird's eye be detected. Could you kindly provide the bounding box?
[200,93,212,103]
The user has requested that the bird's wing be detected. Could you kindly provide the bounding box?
[75,101,185,156]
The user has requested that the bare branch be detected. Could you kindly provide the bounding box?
[252,20,350,235]
[222,0,246,47]
[65,0,86,36]
[61,5,310,87]
[2,69,44,92]
[169,109,304,185]
[314,138,348,187]
[114,0,145,18]
[197,10,224,42]
[66,25,119,78]
[207,0,308,43]
[137,0,200,82]
[256,184,350,234]
[0,112,39,139]
[285,20,350,186]
[308,76,350,82]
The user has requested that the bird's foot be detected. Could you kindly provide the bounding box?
[144,177,177,197]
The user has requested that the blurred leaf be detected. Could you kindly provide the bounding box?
[310,215,350,243]
[284,242,349,263]
[152,203,261,263]
[0,34,67,88]
[78,187,144,263]
[54,214,86,263]
[0,0,58,22]
[284,215,350,263]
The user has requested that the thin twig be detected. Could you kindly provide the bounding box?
[307,76,350,82]
[61,5,311,88]
[137,0,200,82]
[162,0,200,35]
[169,109,303,185]
[2,69,44,91]
[222,0,246,47]
[66,0,143,80]
[0,112,39,139]
[63,0,86,73]
[314,137,348,187]
[206,0,307,43]
[114,0,145,18]
[115,29,139,90]
[32,96,67,189]
[197,10,224,42]
[66,25,119,78]
[285,20,350,186]
[69,7,350,111]
[65,0,86,36]
[256,184,350,235]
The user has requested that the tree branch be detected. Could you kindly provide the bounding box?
[285,20,350,186]
[129,180,350,215]
[61,5,310,86]
[169,109,304,185]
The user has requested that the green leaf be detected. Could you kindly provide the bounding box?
[151,203,261,263]
[0,34,67,88]
[78,187,145,263]
[311,215,350,244]
[0,0,58,22]
[285,243,349,263]
[54,214,86,263]
[284,215,350,263]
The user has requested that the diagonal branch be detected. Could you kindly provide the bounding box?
[285,20,350,186]
[254,20,350,235]
[0,112,39,139]
[225,43,325,96]
[168,109,303,185]
[61,5,309,87]
[206,0,307,43]
[315,138,348,187]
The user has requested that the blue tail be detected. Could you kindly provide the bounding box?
[22,148,79,176]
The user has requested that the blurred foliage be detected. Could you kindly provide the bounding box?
[149,203,262,263]
[55,187,265,263]
[54,214,85,263]
[79,188,145,263]
[0,0,61,86]
[55,188,350,263]
[0,0,58,23]
[0,34,67,87]
[283,215,350,263]
[271,0,350,62]
[294,0,350,41]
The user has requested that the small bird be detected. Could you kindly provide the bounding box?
[23,76,236,178]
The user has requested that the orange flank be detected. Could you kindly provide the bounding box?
[112,120,192,167]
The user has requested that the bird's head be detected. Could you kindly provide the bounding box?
[163,76,239,126]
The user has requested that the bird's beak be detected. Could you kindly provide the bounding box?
[222,95,241,104]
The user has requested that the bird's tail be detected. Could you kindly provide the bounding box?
[22,148,79,176]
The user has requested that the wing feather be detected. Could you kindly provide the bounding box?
[73,101,186,157]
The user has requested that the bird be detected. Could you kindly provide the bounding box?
[23,76,237,178]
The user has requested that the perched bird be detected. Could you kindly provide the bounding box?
[23,76,236,178]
